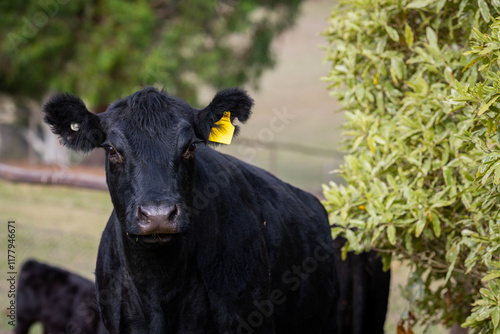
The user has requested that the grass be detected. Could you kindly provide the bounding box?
[0,180,111,333]
[0,179,111,234]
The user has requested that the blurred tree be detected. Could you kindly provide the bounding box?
[0,0,302,111]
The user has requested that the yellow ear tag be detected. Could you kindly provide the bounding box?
[209,111,235,145]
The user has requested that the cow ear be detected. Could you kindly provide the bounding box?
[43,93,105,152]
[196,88,253,144]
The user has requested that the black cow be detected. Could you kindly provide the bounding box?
[333,238,391,334]
[43,87,337,333]
[15,259,107,334]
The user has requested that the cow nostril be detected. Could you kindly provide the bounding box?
[168,205,178,222]
[138,206,149,220]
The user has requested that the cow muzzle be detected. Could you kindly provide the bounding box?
[135,203,181,235]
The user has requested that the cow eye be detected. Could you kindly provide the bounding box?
[183,141,197,159]
[106,145,118,157]
[104,144,123,163]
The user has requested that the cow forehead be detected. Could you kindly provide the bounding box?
[102,88,195,135]
[102,110,175,138]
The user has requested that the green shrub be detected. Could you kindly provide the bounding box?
[321,0,498,329]
[451,16,500,333]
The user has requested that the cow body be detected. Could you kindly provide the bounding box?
[44,87,337,334]
[333,238,391,334]
[15,259,107,334]
[96,145,336,333]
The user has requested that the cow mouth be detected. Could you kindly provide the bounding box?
[127,233,180,244]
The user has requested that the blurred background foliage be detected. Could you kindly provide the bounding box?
[0,0,301,110]
[1,0,345,186]
[322,0,500,331]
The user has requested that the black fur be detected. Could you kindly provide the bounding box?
[333,238,391,334]
[15,259,107,334]
[43,93,105,152]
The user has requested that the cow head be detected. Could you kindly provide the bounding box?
[43,87,253,244]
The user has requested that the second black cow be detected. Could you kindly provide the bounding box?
[15,259,107,334]
[333,238,391,334]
